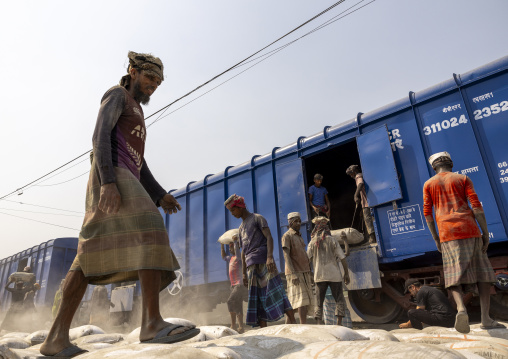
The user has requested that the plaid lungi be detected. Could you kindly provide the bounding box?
[70,165,179,290]
[323,288,352,328]
[246,263,293,327]
[286,271,315,310]
[442,237,496,289]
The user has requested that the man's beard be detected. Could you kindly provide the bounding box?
[133,81,151,105]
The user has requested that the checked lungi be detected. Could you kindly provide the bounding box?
[246,263,293,327]
[286,272,315,310]
[442,237,496,289]
[70,165,180,290]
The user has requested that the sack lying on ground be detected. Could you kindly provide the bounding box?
[26,330,49,345]
[198,326,238,340]
[356,329,400,342]
[75,333,124,345]
[439,340,508,359]
[0,337,31,349]
[218,229,239,244]
[69,325,105,341]
[331,228,364,245]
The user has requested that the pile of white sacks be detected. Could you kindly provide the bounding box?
[0,318,507,358]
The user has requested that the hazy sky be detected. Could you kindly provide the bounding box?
[1,0,507,258]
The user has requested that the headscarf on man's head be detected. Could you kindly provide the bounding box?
[288,212,301,230]
[224,194,246,209]
[311,216,331,248]
[120,51,164,88]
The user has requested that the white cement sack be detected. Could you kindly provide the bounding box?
[125,327,141,343]
[69,325,105,340]
[440,340,508,359]
[1,332,30,339]
[331,228,364,245]
[8,272,35,284]
[394,332,508,347]
[243,324,367,343]
[110,285,135,312]
[26,330,49,345]
[4,347,41,359]
[198,326,238,340]
[198,346,242,359]
[180,331,206,344]
[356,329,400,341]
[75,333,124,345]
[218,229,239,245]
[76,343,216,359]
[280,340,470,359]
[423,322,508,340]
[0,337,30,349]
[162,318,196,328]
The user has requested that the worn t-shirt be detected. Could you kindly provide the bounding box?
[281,228,311,275]
[355,174,369,208]
[308,185,328,207]
[92,85,167,204]
[423,172,482,242]
[223,241,242,286]
[416,286,456,316]
[239,213,269,267]
[307,235,346,283]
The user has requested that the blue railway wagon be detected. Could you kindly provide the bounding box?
[0,237,78,311]
[163,55,508,323]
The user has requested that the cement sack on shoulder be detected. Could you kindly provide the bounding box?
[439,340,508,359]
[356,329,400,341]
[75,333,124,345]
[77,343,216,359]
[69,325,105,340]
[189,335,302,359]
[8,272,35,284]
[331,228,364,245]
[280,340,472,359]
[0,337,30,349]
[198,326,238,340]
[243,324,367,344]
[218,229,239,245]
[26,330,49,345]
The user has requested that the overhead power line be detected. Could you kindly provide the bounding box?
[0,211,80,231]
[0,199,84,214]
[0,207,83,217]
[0,0,376,206]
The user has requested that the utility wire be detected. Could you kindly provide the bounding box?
[149,0,375,126]
[34,171,89,187]
[0,0,375,203]
[0,207,83,217]
[0,211,80,231]
[0,199,84,214]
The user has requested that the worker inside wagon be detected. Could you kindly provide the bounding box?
[399,279,456,329]
[225,194,296,327]
[281,212,315,324]
[346,165,376,244]
[1,279,32,331]
[40,51,199,358]
[308,173,331,218]
[307,216,350,325]
[220,234,246,333]
[423,151,506,333]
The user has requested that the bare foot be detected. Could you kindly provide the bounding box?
[237,326,245,334]
[139,319,195,342]
[399,320,412,329]
[40,336,74,356]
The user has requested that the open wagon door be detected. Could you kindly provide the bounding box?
[357,125,402,207]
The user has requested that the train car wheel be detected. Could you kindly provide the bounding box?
[348,289,403,324]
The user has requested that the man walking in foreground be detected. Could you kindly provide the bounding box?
[282,212,314,324]
[41,51,198,357]
[225,194,296,327]
[399,278,456,329]
[423,151,505,333]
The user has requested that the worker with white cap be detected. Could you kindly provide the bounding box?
[281,212,314,324]
[423,151,504,333]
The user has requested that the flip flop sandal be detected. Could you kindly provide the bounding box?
[33,345,88,358]
[141,324,200,344]
[455,311,470,334]
[480,321,506,330]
